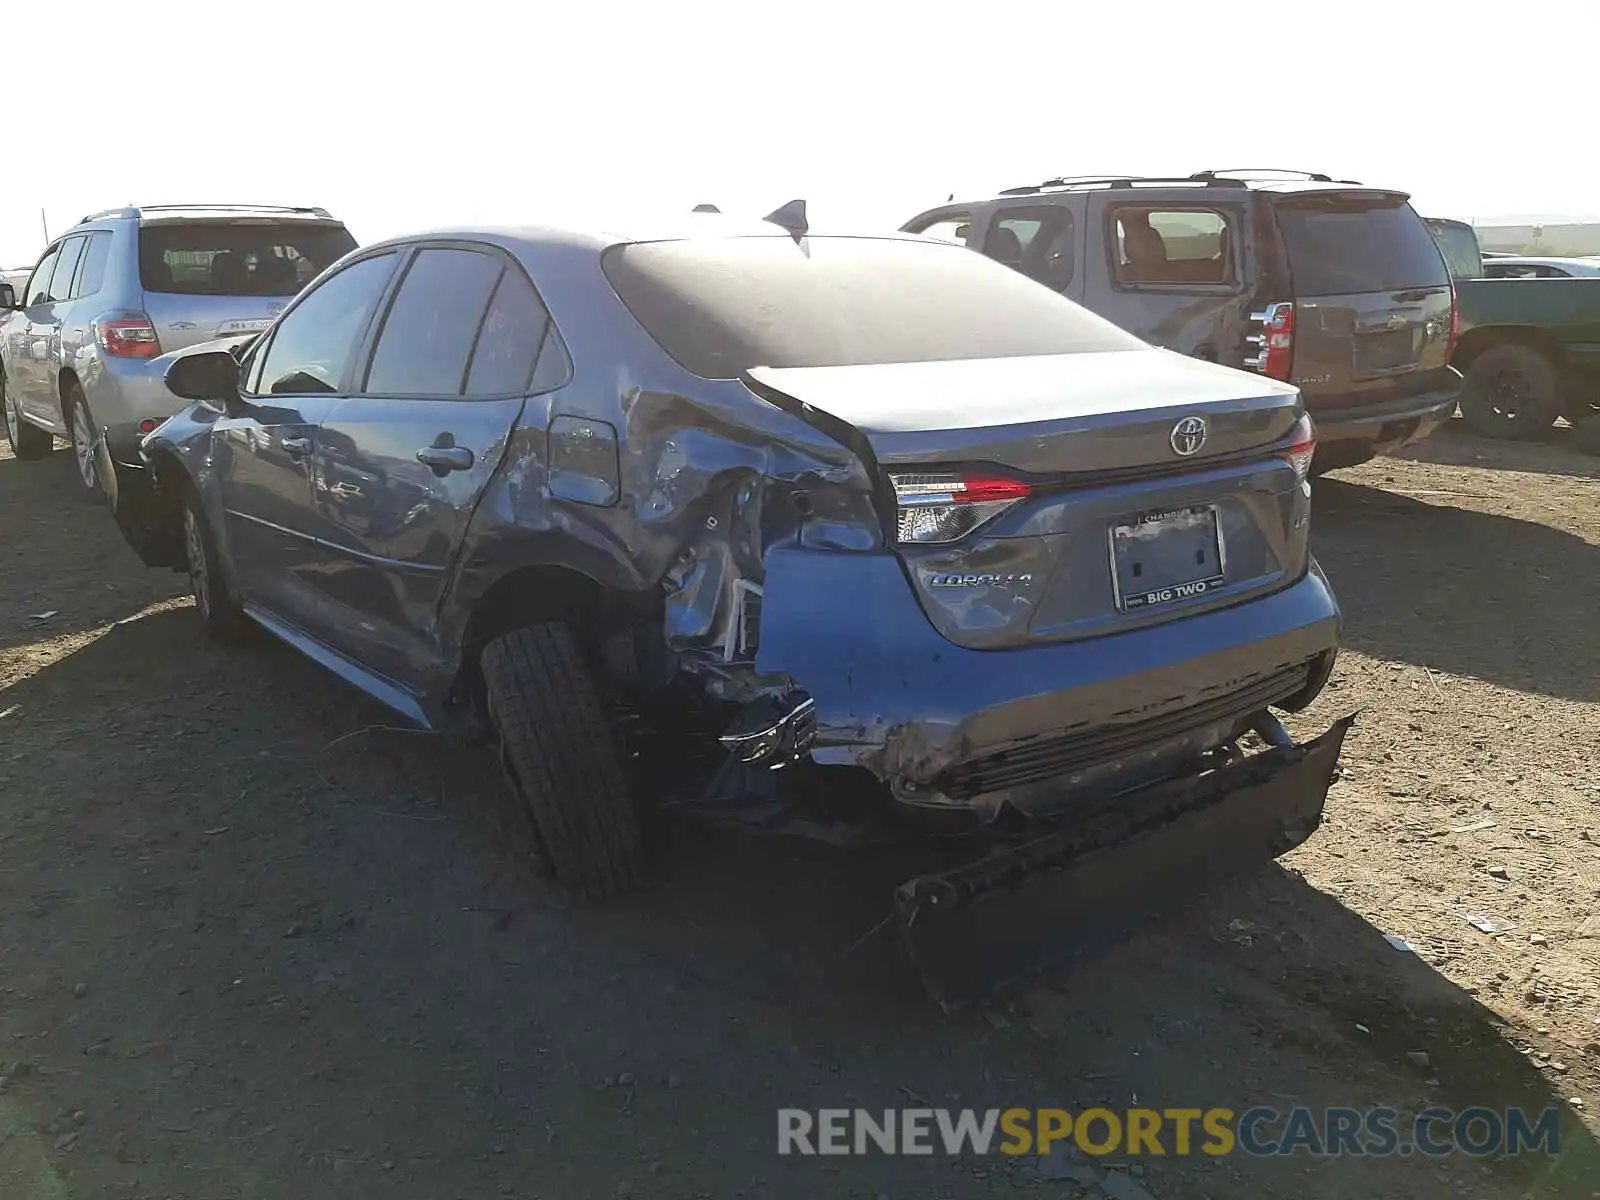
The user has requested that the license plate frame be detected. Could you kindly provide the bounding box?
[1108,504,1227,612]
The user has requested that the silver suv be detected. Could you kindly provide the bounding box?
[0,204,356,500]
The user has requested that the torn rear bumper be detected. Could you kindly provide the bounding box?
[753,547,1340,811]
[897,714,1353,1010]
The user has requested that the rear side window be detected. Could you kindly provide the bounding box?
[1275,197,1449,295]
[603,235,1141,379]
[74,233,113,299]
[1112,208,1233,286]
[982,205,1075,291]
[138,221,357,297]
[51,237,88,302]
[1427,222,1482,281]
[465,268,556,396]
[364,248,504,396]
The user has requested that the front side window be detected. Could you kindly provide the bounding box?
[909,215,973,246]
[1112,208,1233,286]
[364,248,504,396]
[252,253,397,396]
[25,245,61,307]
[983,206,1076,290]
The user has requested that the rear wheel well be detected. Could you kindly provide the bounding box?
[457,565,652,709]
[1453,327,1565,375]
[58,367,83,423]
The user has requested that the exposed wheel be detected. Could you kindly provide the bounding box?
[1459,344,1560,439]
[1576,414,1600,457]
[183,488,252,642]
[481,624,644,900]
[1,369,52,460]
[65,385,109,502]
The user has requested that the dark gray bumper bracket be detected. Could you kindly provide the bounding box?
[896,713,1355,1011]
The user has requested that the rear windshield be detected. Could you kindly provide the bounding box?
[1275,197,1450,295]
[138,221,358,296]
[602,235,1142,379]
[1426,221,1484,281]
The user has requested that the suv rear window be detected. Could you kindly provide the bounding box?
[1275,196,1449,295]
[138,221,358,296]
[602,236,1141,379]
[1426,221,1483,281]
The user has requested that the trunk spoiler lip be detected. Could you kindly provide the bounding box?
[740,362,1308,491]
[739,369,896,537]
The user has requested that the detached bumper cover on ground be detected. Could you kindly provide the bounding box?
[897,714,1354,1010]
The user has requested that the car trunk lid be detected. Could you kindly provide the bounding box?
[746,348,1311,651]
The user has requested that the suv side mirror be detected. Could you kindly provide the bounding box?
[165,350,242,410]
[0,283,16,309]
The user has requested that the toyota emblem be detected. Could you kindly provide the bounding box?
[1170,416,1208,457]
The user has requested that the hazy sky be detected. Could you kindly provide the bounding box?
[4,0,1597,267]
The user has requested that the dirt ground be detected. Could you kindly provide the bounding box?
[1,419,1597,1199]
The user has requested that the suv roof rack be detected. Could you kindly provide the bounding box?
[1190,168,1363,185]
[76,203,334,226]
[998,174,1245,196]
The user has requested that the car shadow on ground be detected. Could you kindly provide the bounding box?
[2,608,1596,1198]
[1309,478,1598,703]
[1387,423,1600,482]
[0,449,184,654]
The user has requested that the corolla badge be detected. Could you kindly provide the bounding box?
[1170,415,1208,457]
[928,572,1034,588]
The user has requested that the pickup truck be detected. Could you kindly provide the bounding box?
[1425,217,1600,447]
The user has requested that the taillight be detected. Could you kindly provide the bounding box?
[1247,301,1295,382]
[1287,413,1316,482]
[890,471,1031,544]
[1447,286,1460,360]
[94,312,161,359]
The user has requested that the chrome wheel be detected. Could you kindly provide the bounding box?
[71,398,99,490]
[184,503,212,619]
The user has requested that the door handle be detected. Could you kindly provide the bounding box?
[280,435,311,456]
[416,439,474,474]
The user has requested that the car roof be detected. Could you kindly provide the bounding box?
[353,214,929,258]
[954,173,1409,205]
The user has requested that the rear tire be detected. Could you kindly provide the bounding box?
[481,624,644,900]
[1575,414,1600,458]
[2,370,53,461]
[65,385,109,502]
[183,488,253,643]
[1459,344,1560,440]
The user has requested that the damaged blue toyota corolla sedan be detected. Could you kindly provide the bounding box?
[112,204,1350,1006]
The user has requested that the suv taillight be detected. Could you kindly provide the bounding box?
[890,471,1032,544]
[94,312,161,359]
[1286,413,1316,482]
[1247,301,1295,382]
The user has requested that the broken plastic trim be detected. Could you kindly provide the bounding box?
[896,714,1354,1010]
[718,694,818,769]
